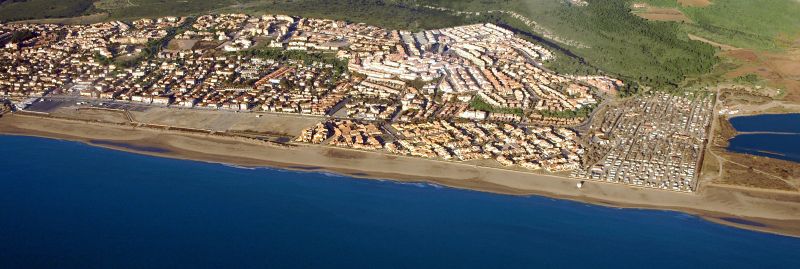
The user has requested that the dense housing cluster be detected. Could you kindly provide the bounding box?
[1,14,620,123]
[349,23,621,123]
[572,94,713,192]
[389,121,582,171]
[297,119,583,172]
[296,120,384,150]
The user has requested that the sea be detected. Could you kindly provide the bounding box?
[728,113,800,163]
[1,135,799,268]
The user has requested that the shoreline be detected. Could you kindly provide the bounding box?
[727,111,800,119]
[2,114,800,238]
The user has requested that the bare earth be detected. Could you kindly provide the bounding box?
[724,47,800,103]
[688,34,737,51]
[1,113,800,237]
[634,7,692,23]
[130,107,321,135]
[166,39,199,51]
[679,0,712,7]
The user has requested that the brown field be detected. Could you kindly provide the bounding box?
[192,40,223,50]
[702,113,800,192]
[634,7,692,23]
[723,46,800,103]
[715,152,800,191]
[131,108,321,136]
[686,29,800,104]
[166,39,198,51]
[50,107,131,124]
[679,0,712,7]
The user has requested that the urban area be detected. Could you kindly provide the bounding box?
[0,13,712,192]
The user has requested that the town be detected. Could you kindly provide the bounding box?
[572,93,713,192]
[0,13,710,193]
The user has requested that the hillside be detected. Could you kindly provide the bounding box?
[632,0,800,102]
[0,0,94,22]
[634,0,800,50]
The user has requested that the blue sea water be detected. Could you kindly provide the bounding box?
[727,113,800,163]
[1,135,799,268]
[729,113,800,133]
[728,134,800,162]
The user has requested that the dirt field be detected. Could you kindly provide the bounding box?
[131,108,321,136]
[166,39,199,51]
[192,40,223,50]
[723,46,800,103]
[634,6,692,23]
[688,34,737,51]
[715,151,800,191]
[679,0,712,7]
[49,106,131,124]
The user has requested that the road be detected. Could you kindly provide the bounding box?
[23,93,327,121]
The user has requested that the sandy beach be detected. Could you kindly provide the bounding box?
[2,113,800,237]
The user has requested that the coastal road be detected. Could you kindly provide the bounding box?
[26,94,328,121]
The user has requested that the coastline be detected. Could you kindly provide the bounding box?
[2,113,800,238]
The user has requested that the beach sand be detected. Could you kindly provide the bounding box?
[2,113,800,237]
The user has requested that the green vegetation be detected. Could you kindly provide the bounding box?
[542,48,601,76]
[0,0,94,22]
[733,73,761,85]
[97,0,237,20]
[92,18,192,69]
[638,0,800,50]
[548,1,717,89]
[93,51,143,69]
[414,0,718,89]
[633,0,680,7]
[406,78,432,90]
[469,96,524,116]
[537,104,596,119]
[93,0,474,30]
[229,0,476,31]
[10,29,36,43]
[92,52,112,65]
[141,37,165,59]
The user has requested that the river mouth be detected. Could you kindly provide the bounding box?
[727,113,800,163]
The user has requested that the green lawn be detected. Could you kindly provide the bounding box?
[469,96,525,116]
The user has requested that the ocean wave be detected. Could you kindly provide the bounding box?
[390,181,444,189]
[221,163,257,170]
[320,172,346,178]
